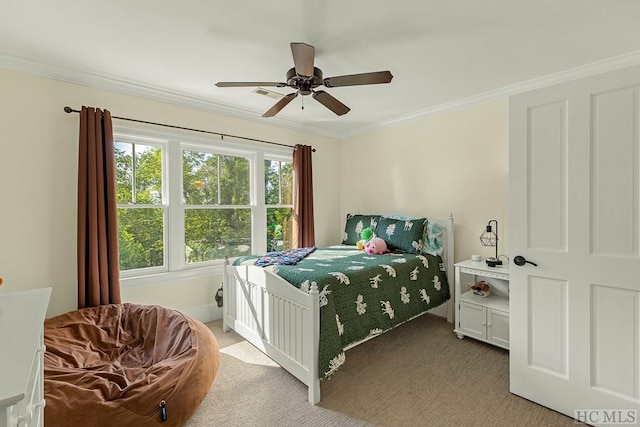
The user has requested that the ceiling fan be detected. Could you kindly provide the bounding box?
[215,42,393,118]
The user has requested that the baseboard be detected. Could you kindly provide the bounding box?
[181,304,222,324]
[428,302,448,319]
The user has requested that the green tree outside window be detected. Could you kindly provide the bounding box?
[265,159,293,251]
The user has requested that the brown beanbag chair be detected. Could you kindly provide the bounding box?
[44,304,219,427]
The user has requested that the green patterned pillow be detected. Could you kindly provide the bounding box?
[342,214,381,245]
[376,216,426,253]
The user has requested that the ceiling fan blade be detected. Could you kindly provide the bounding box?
[312,90,350,116]
[323,70,393,88]
[290,42,315,77]
[216,82,285,87]
[262,92,298,118]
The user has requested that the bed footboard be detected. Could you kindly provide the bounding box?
[223,259,321,404]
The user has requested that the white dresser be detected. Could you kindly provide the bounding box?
[0,288,51,427]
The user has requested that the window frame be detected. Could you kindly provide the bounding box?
[115,133,169,278]
[114,125,293,287]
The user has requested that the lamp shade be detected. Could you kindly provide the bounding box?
[479,225,498,247]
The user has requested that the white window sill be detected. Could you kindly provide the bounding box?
[121,264,225,288]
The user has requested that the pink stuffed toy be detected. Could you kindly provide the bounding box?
[364,237,388,255]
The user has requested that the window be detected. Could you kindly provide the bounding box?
[265,159,294,251]
[115,139,166,273]
[114,128,293,281]
[183,149,252,263]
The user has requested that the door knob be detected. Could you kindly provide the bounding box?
[514,255,537,267]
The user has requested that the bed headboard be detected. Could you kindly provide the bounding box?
[426,212,455,323]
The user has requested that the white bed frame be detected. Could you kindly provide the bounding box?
[222,213,455,404]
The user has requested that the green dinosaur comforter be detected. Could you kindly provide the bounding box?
[234,245,450,379]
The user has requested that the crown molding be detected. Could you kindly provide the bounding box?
[0,53,342,139]
[341,49,640,138]
[3,50,640,140]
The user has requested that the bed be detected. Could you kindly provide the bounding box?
[223,213,454,404]
[43,303,219,427]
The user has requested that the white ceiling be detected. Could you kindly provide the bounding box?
[2,0,640,138]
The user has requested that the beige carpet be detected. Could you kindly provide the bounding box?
[185,314,578,427]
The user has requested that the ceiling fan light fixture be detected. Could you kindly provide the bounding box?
[215,42,393,117]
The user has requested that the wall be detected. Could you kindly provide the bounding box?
[339,99,509,264]
[0,68,341,319]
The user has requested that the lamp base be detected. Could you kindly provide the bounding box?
[486,257,503,267]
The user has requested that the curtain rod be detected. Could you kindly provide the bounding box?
[63,106,315,152]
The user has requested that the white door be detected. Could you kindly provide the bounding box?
[509,64,640,424]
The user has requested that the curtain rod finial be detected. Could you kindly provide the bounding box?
[63,106,73,113]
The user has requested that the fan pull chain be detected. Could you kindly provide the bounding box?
[301,96,304,110]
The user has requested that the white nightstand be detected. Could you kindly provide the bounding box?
[454,260,510,350]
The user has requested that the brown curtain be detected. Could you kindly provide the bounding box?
[77,106,121,308]
[292,144,315,248]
